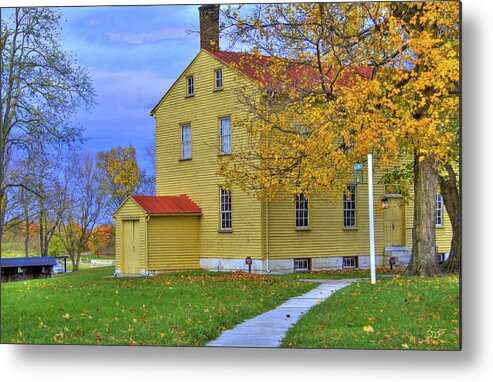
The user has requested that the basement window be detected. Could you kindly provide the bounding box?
[294,258,310,272]
[342,256,358,269]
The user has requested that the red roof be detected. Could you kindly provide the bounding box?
[130,195,202,214]
[207,50,373,90]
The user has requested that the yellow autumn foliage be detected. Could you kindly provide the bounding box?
[219,2,459,201]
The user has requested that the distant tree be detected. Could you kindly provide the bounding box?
[8,147,71,256]
[141,141,156,196]
[1,8,95,253]
[59,153,105,271]
[96,145,141,214]
[48,234,64,257]
[87,224,114,257]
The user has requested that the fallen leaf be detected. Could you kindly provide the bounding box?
[363,325,374,333]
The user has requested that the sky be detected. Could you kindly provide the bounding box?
[61,5,202,169]
[3,4,206,171]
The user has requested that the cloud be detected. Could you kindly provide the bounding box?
[106,27,188,44]
[92,69,174,108]
[76,69,174,164]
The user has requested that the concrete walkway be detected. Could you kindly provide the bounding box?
[206,279,355,348]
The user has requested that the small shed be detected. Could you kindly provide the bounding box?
[114,195,202,275]
[0,256,57,283]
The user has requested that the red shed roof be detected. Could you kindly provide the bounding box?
[130,195,202,215]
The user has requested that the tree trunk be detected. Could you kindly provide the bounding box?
[39,212,46,256]
[25,212,30,257]
[73,252,80,271]
[405,153,441,277]
[0,191,4,256]
[439,164,460,273]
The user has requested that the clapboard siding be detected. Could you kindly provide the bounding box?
[147,216,200,270]
[114,198,146,272]
[266,182,386,259]
[154,50,263,260]
[267,162,453,259]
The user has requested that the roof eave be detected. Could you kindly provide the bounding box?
[145,212,202,217]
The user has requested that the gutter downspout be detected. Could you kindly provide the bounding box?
[265,199,270,273]
[264,106,271,274]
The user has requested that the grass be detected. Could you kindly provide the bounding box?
[275,268,399,281]
[282,275,460,350]
[1,267,314,346]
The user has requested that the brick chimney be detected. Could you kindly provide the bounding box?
[199,4,220,51]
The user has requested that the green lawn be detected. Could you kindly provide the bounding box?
[1,267,314,346]
[275,268,399,281]
[282,275,460,350]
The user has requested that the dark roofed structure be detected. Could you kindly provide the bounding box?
[1,256,57,283]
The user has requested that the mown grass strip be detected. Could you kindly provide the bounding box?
[1,267,314,346]
[282,275,460,350]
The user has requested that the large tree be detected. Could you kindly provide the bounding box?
[1,8,94,253]
[219,2,459,277]
[96,145,141,215]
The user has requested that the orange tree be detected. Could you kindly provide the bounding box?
[87,224,114,257]
[219,2,459,277]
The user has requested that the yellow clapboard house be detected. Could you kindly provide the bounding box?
[114,5,453,275]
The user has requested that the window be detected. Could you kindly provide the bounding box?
[343,185,356,228]
[181,124,191,160]
[215,68,223,89]
[342,256,358,269]
[294,258,310,272]
[186,75,194,96]
[436,252,446,265]
[295,193,309,228]
[219,117,231,154]
[436,193,443,227]
[219,187,232,231]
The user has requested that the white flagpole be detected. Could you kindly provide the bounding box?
[368,154,377,284]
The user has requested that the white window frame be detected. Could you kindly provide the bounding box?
[219,117,231,154]
[342,256,358,269]
[215,68,223,89]
[295,193,309,228]
[343,185,356,228]
[186,75,194,96]
[294,258,310,272]
[219,187,232,231]
[436,193,443,227]
[436,252,446,265]
[181,124,191,160]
